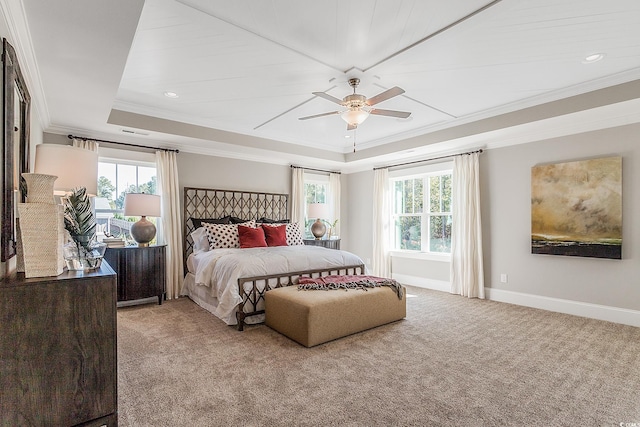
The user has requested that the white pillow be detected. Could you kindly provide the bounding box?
[285,222,305,246]
[203,221,256,249]
[190,227,209,253]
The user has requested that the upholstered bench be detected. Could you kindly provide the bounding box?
[265,284,406,347]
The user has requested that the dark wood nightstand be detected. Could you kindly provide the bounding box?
[104,244,166,305]
[303,238,341,250]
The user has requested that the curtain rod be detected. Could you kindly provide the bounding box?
[67,134,179,153]
[373,149,483,171]
[290,165,341,175]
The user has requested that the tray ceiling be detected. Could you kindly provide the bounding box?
[18,0,640,168]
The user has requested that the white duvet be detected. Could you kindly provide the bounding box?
[181,245,364,325]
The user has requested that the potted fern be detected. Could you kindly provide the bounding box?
[63,187,106,270]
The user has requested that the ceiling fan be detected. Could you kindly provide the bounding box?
[299,78,411,130]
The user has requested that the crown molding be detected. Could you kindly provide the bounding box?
[0,0,50,129]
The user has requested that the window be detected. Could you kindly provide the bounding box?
[303,175,328,239]
[305,181,327,205]
[391,170,452,253]
[95,160,157,239]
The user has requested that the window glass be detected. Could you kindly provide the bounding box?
[95,160,157,242]
[391,170,452,254]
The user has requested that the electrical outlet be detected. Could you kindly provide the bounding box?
[500,273,508,283]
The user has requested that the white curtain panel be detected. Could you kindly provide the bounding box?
[156,150,184,300]
[328,172,341,237]
[450,152,485,298]
[372,168,391,277]
[291,167,305,228]
[71,137,99,152]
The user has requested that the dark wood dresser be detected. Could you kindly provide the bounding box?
[104,244,166,305]
[0,263,118,426]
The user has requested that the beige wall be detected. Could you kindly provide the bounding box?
[481,122,639,310]
[177,152,291,223]
[345,122,640,312]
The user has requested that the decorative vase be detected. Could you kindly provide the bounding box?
[63,241,107,270]
[22,173,57,204]
[17,203,64,278]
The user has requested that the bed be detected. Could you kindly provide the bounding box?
[181,187,365,330]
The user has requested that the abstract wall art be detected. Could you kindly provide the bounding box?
[531,156,622,259]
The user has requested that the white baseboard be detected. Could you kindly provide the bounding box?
[392,273,450,293]
[485,287,640,328]
[392,274,640,328]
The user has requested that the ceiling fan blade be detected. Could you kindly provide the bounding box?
[366,86,405,106]
[313,92,345,105]
[347,123,357,131]
[299,111,341,120]
[370,108,411,119]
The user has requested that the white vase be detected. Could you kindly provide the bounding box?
[22,173,57,204]
[17,203,64,277]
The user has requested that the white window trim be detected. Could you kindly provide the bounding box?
[99,147,156,166]
[390,250,451,262]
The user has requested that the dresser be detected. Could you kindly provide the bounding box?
[104,244,166,305]
[303,238,341,250]
[0,264,118,426]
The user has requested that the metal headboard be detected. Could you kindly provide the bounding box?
[183,187,289,271]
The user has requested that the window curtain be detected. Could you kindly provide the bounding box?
[155,150,183,300]
[450,152,484,298]
[328,172,340,237]
[291,167,305,227]
[71,137,99,152]
[372,168,391,277]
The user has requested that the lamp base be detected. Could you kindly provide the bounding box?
[130,216,156,247]
[310,219,326,240]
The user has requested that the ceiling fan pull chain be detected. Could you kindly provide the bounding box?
[353,130,357,153]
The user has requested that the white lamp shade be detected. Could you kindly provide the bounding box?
[341,108,369,125]
[307,203,329,220]
[34,144,98,195]
[124,193,161,217]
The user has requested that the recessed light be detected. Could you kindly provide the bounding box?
[582,53,605,64]
[164,91,179,98]
[344,135,351,139]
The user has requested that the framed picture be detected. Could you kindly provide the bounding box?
[531,156,622,259]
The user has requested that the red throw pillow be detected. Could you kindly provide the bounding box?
[262,224,288,247]
[238,225,267,248]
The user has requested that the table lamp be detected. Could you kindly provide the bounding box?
[124,193,161,247]
[307,203,329,240]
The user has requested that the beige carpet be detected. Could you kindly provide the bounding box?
[117,286,640,426]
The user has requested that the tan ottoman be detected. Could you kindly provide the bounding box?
[265,285,406,347]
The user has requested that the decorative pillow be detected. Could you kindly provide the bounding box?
[257,217,290,224]
[190,217,230,229]
[238,225,267,248]
[228,216,250,224]
[285,222,305,246]
[261,224,288,247]
[203,221,256,249]
[190,227,210,253]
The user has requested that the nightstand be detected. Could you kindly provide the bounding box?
[303,238,341,250]
[104,244,166,305]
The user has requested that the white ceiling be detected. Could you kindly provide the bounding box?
[14,0,640,171]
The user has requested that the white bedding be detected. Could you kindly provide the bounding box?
[180,245,365,325]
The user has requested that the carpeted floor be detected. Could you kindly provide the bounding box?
[117,286,640,426]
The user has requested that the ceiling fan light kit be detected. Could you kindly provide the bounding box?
[341,108,369,126]
[300,77,411,131]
